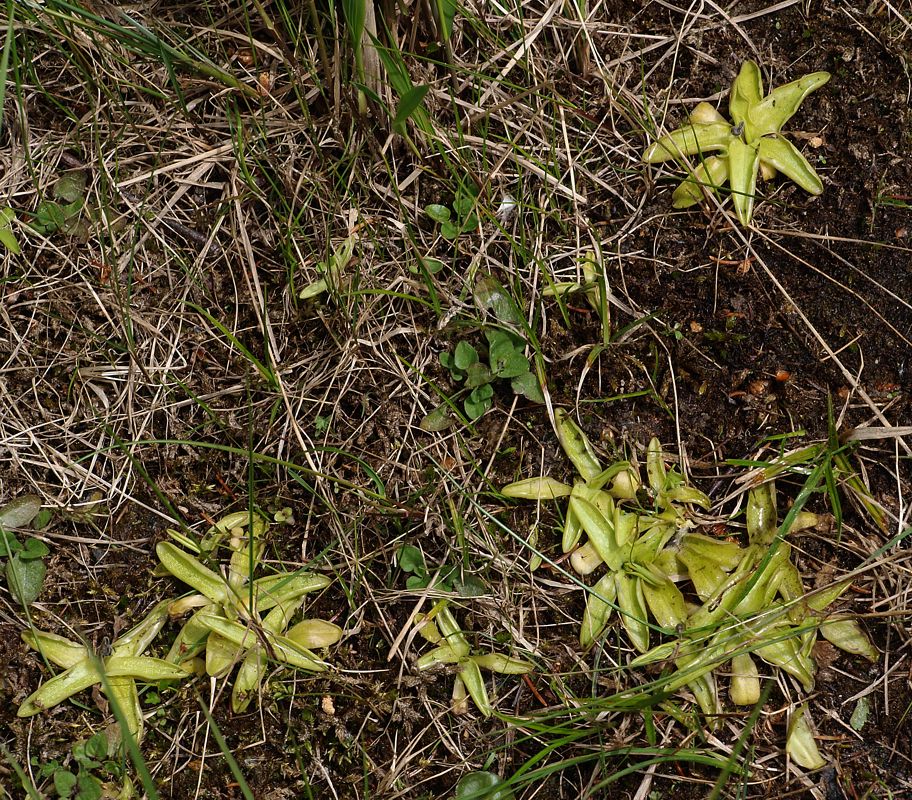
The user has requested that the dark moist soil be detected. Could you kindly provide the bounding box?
[3,1,911,799]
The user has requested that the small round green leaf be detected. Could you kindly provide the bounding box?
[53,768,77,798]
[397,545,426,574]
[455,771,514,800]
[454,341,479,370]
[419,404,456,432]
[464,385,494,419]
[510,372,544,403]
[7,554,47,605]
[21,537,50,560]
[441,220,460,240]
[0,495,42,529]
[425,204,451,223]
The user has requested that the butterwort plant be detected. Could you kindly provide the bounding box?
[644,60,830,225]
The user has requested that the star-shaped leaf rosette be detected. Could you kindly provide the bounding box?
[644,60,830,225]
[157,511,342,713]
[502,410,711,656]
[18,600,191,743]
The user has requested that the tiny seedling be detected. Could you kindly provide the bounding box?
[430,329,544,424]
[425,182,480,240]
[397,544,455,590]
[30,173,88,237]
[644,60,830,225]
[34,732,124,800]
[298,233,358,300]
[414,601,532,717]
[396,545,487,596]
[0,495,51,606]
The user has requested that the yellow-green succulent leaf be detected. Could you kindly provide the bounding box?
[616,572,650,653]
[605,466,641,501]
[570,540,604,575]
[665,485,712,509]
[501,476,572,500]
[104,656,191,681]
[199,614,258,650]
[286,619,343,649]
[472,653,534,674]
[679,549,729,602]
[643,122,734,163]
[199,615,326,671]
[788,510,823,534]
[629,640,679,668]
[232,647,266,713]
[413,613,442,644]
[562,503,583,554]
[669,645,726,693]
[17,660,101,716]
[754,630,816,692]
[729,60,763,125]
[542,281,588,298]
[652,548,683,581]
[416,644,461,670]
[168,594,211,618]
[107,675,143,742]
[746,483,778,546]
[555,409,602,480]
[568,496,621,569]
[167,604,216,664]
[758,134,824,195]
[641,574,688,630]
[805,579,852,613]
[261,600,302,636]
[672,155,730,209]
[628,520,676,565]
[211,511,262,534]
[687,671,721,718]
[645,438,668,494]
[587,462,631,492]
[728,138,760,226]
[688,101,727,125]
[112,599,174,658]
[253,573,331,612]
[613,508,637,551]
[819,618,878,661]
[205,630,242,677]
[431,605,471,659]
[580,572,617,649]
[786,704,827,769]
[748,71,830,139]
[228,538,265,589]
[777,561,807,621]
[264,632,329,671]
[21,629,89,670]
[729,652,761,705]
[451,674,468,714]
[571,483,616,521]
[156,542,229,605]
[459,659,492,717]
[682,533,744,570]
[732,546,790,616]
